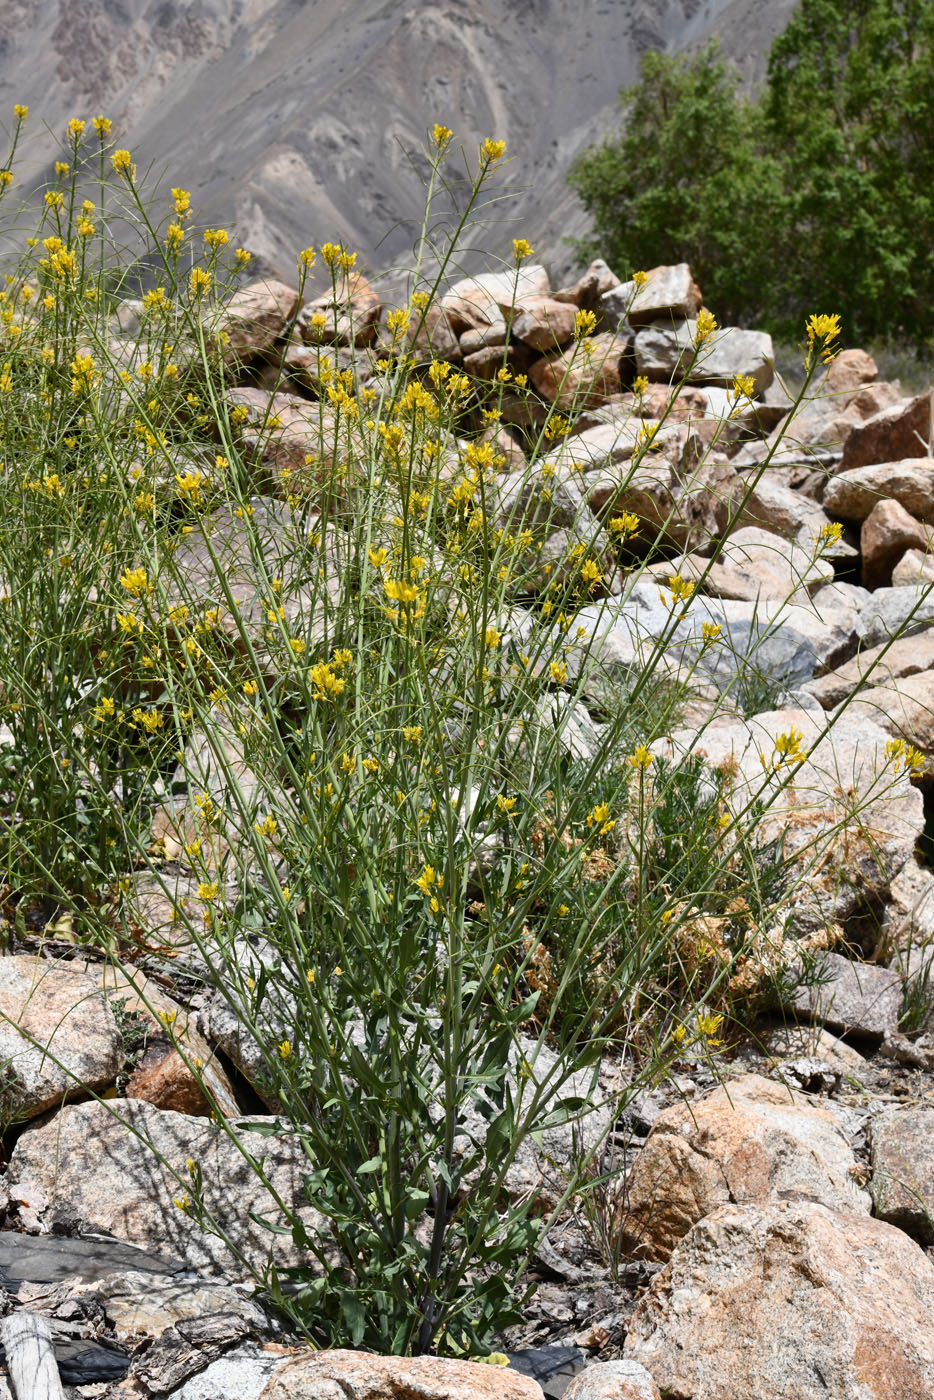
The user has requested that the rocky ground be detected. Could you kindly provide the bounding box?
[2,259,934,1398]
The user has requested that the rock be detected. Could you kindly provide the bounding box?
[511,298,579,351]
[841,669,934,771]
[554,259,621,309]
[870,1106,934,1242]
[553,417,675,472]
[601,263,702,328]
[855,583,934,648]
[618,1073,869,1263]
[529,333,633,412]
[219,280,301,366]
[0,956,124,1121]
[625,1200,934,1400]
[757,1023,867,1074]
[561,1360,661,1400]
[463,341,530,381]
[674,525,833,602]
[861,498,933,588]
[405,302,461,361]
[227,386,363,496]
[824,457,934,523]
[459,322,507,355]
[788,951,903,1039]
[739,372,902,470]
[258,1350,546,1400]
[840,389,934,470]
[282,341,373,396]
[168,1342,291,1400]
[442,265,552,331]
[804,629,934,708]
[892,547,934,587]
[634,321,774,394]
[733,472,835,543]
[297,270,380,348]
[883,857,934,955]
[125,1046,224,1118]
[9,1100,320,1278]
[655,708,923,935]
[95,1271,268,1343]
[825,348,880,392]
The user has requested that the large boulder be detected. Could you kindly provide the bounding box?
[297,271,380,348]
[529,332,634,412]
[9,1099,319,1278]
[618,1073,869,1263]
[625,1201,934,1400]
[841,668,934,773]
[0,956,124,1121]
[259,1351,545,1400]
[786,951,903,1039]
[219,279,302,366]
[511,297,579,351]
[562,1361,661,1400]
[442,265,551,331]
[839,390,934,471]
[861,498,932,588]
[673,525,833,602]
[634,321,774,394]
[855,584,934,648]
[804,629,934,708]
[824,458,934,523]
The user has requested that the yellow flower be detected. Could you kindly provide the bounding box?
[13,105,27,120]
[203,227,229,251]
[55,160,69,176]
[235,248,252,265]
[496,794,517,814]
[609,512,640,539]
[484,626,501,649]
[189,267,212,298]
[431,123,453,148]
[731,374,755,399]
[806,312,842,364]
[92,115,112,135]
[575,308,597,338]
[111,148,135,178]
[278,1039,292,1059]
[772,727,806,765]
[701,621,722,644]
[384,577,418,604]
[633,374,649,395]
[67,118,85,139]
[165,223,185,251]
[513,237,534,261]
[693,308,717,347]
[0,170,12,187]
[298,246,316,269]
[696,1010,724,1046]
[368,546,389,568]
[587,802,616,835]
[580,558,602,586]
[480,138,506,163]
[402,725,423,744]
[119,566,150,597]
[309,661,346,701]
[45,190,64,209]
[628,744,654,770]
[666,573,694,606]
[885,737,926,777]
[632,269,648,289]
[254,813,279,839]
[198,881,219,902]
[243,679,258,696]
[171,187,191,214]
[549,660,568,684]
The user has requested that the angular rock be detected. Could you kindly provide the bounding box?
[842,668,934,771]
[892,547,934,587]
[9,1100,320,1278]
[297,271,380,348]
[839,390,933,470]
[737,371,902,470]
[870,1105,934,1241]
[463,341,530,381]
[442,265,551,331]
[553,417,674,473]
[733,472,835,543]
[855,583,934,648]
[511,297,578,351]
[459,322,507,355]
[625,1201,934,1400]
[227,386,364,496]
[757,1022,867,1074]
[166,1342,290,1400]
[561,1361,660,1400]
[675,525,833,602]
[601,263,702,328]
[0,956,124,1121]
[219,280,301,367]
[824,457,934,523]
[554,258,621,309]
[405,302,461,362]
[529,333,633,412]
[804,627,934,709]
[96,1270,268,1342]
[259,1350,545,1400]
[634,321,774,394]
[861,498,932,589]
[618,1073,869,1263]
[788,951,902,1039]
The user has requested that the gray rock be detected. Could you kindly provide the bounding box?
[870,1106,934,1241]
[634,321,774,394]
[9,1100,322,1279]
[168,1343,291,1400]
[0,956,124,1122]
[788,952,903,1039]
[855,584,934,649]
[601,262,701,329]
[823,457,934,523]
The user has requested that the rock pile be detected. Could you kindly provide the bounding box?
[4,255,934,1399]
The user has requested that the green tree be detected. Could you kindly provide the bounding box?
[569,4,934,343]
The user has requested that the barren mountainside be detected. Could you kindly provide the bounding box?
[0,0,796,281]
